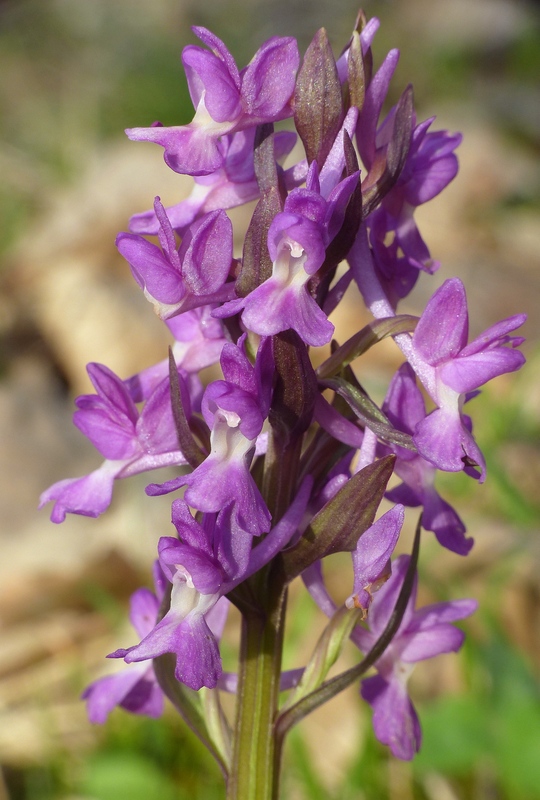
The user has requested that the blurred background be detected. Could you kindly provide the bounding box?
[1,0,539,797]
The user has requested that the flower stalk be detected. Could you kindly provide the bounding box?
[227,577,288,800]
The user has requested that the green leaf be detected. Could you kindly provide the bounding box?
[280,455,395,582]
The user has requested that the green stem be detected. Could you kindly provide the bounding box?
[226,577,287,800]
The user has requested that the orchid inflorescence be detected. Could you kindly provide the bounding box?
[40,11,526,794]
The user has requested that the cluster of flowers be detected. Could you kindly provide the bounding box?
[40,15,526,761]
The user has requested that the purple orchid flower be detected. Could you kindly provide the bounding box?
[114,479,311,690]
[117,200,235,320]
[366,118,462,305]
[354,555,477,760]
[408,278,526,479]
[82,563,167,722]
[112,510,225,692]
[129,129,302,236]
[126,28,300,176]
[239,192,333,346]
[39,362,190,522]
[216,134,360,347]
[382,363,473,555]
[147,336,274,537]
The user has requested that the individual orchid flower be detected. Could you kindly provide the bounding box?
[408,278,526,479]
[366,118,462,304]
[147,337,274,537]
[382,363,473,555]
[126,28,300,176]
[112,511,225,691]
[117,199,235,320]
[129,128,302,236]
[114,479,311,690]
[82,563,167,722]
[217,151,359,347]
[39,362,190,522]
[355,555,477,759]
[239,191,332,347]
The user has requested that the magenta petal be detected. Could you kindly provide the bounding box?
[85,363,138,423]
[129,194,204,235]
[406,151,459,205]
[367,555,417,638]
[74,407,138,460]
[118,674,164,718]
[39,461,121,522]
[357,49,400,169]
[172,615,222,690]
[441,348,526,394]
[460,313,527,356]
[242,37,299,118]
[408,598,478,632]
[202,381,263,439]
[349,505,404,614]
[116,233,185,303]
[383,363,426,433]
[136,376,182,455]
[242,279,334,347]
[126,124,226,177]
[182,47,241,122]
[170,499,212,553]
[314,394,364,448]
[413,278,469,364]
[82,664,162,723]
[160,543,223,595]
[399,624,465,662]
[361,674,421,760]
[414,407,485,478]
[192,27,241,88]
[183,458,271,537]
[422,490,473,555]
[129,588,161,640]
[179,210,233,295]
[146,473,187,497]
[123,612,222,691]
